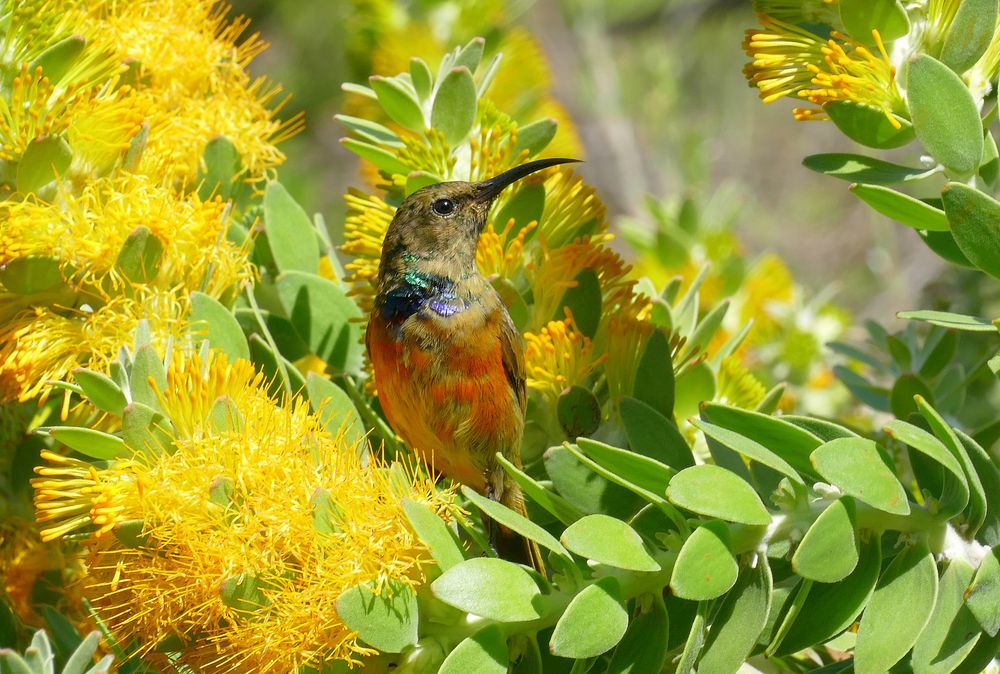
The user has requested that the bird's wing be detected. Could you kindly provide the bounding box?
[499,311,526,413]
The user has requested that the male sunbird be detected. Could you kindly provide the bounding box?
[367,157,579,569]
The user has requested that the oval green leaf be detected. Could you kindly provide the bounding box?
[461,485,569,560]
[431,66,477,145]
[697,559,772,674]
[560,514,660,572]
[670,521,739,601]
[811,437,910,514]
[940,0,999,73]
[792,497,858,582]
[305,372,365,450]
[826,101,914,149]
[0,256,64,294]
[803,153,933,184]
[606,592,669,674]
[556,385,600,439]
[620,397,694,469]
[369,75,424,132]
[851,183,949,231]
[667,464,771,525]
[189,292,250,361]
[336,581,418,653]
[48,427,126,460]
[550,577,628,658]
[263,180,320,274]
[431,557,542,621]
[942,181,1000,279]
[438,624,507,674]
[911,559,981,674]
[401,498,465,571]
[276,271,364,374]
[907,54,984,178]
[73,369,127,416]
[854,540,939,674]
[17,134,72,193]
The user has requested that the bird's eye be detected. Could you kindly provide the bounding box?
[431,198,455,216]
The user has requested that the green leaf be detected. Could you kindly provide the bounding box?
[897,309,996,332]
[276,271,364,374]
[889,373,934,419]
[981,130,999,188]
[885,420,969,517]
[560,514,660,572]
[917,229,976,268]
[0,650,34,674]
[189,292,250,361]
[673,360,715,422]
[916,396,987,533]
[620,397,694,469]
[803,153,933,184]
[335,114,404,147]
[558,269,602,338]
[955,428,1000,547]
[792,497,858,582]
[335,581,418,653]
[577,436,676,497]
[675,602,708,674]
[454,37,485,72]
[493,183,545,239]
[438,625,507,674]
[907,54,984,178]
[234,308,311,361]
[965,549,1000,636]
[48,427,126,460]
[697,559,772,674]
[197,136,242,201]
[29,34,86,82]
[219,573,271,616]
[839,0,909,42]
[777,535,882,655]
[263,181,319,274]
[369,75,425,132]
[825,101,914,149]
[670,521,738,600]
[632,330,675,418]
[850,184,949,231]
[115,226,164,283]
[247,334,307,397]
[607,593,668,674]
[911,559,981,674]
[811,437,910,514]
[461,484,568,561]
[666,465,771,525]
[430,557,542,621]
[551,577,628,658]
[401,499,465,570]
[952,630,1000,674]
[122,401,173,456]
[129,344,167,409]
[700,403,820,479]
[0,256,64,294]
[556,385,600,439]
[854,540,939,674]
[940,0,999,73]
[341,137,411,175]
[515,118,558,157]
[942,182,1000,279]
[73,369,127,416]
[305,373,365,450]
[431,66,477,146]
[544,444,643,519]
[409,58,433,101]
[61,631,102,674]
[17,134,72,192]
[121,120,148,171]
[691,418,804,487]
[496,453,584,526]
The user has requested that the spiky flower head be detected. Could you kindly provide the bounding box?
[743,15,905,125]
[524,312,604,403]
[32,351,453,672]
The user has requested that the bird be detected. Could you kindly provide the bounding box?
[366,156,579,571]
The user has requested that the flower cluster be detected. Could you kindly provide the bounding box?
[32,351,452,672]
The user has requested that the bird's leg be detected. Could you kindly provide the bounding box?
[485,482,500,556]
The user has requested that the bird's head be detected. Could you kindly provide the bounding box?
[378,157,579,275]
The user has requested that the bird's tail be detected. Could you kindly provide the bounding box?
[495,481,546,573]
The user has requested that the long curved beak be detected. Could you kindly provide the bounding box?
[477,157,580,202]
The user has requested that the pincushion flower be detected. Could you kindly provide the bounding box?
[524,312,604,403]
[32,351,453,672]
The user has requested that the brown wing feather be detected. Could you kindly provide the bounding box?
[499,310,526,413]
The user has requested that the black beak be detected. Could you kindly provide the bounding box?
[477,157,580,202]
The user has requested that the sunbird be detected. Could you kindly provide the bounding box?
[367,157,579,569]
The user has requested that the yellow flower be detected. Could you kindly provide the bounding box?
[716,355,767,409]
[341,188,397,316]
[0,288,189,403]
[601,287,655,405]
[0,517,84,625]
[527,235,631,332]
[33,351,454,671]
[743,15,904,126]
[750,0,839,25]
[82,0,303,186]
[524,312,604,402]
